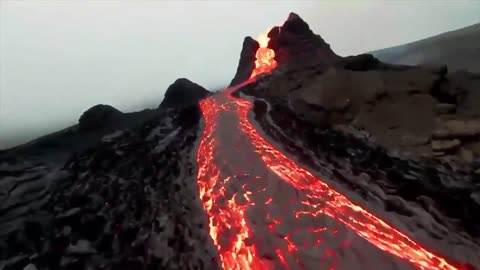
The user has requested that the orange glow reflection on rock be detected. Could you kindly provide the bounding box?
[228,91,461,270]
[250,29,278,78]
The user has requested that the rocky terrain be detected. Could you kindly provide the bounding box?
[0,104,220,270]
[0,79,218,270]
[231,12,480,264]
[230,13,340,86]
[233,13,480,176]
[267,13,340,69]
[236,83,480,238]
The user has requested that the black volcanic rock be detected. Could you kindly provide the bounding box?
[236,80,480,239]
[230,12,340,85]
[1,78,210,164]
[2,78,209,163]
[337,54,382,71]
[267,12,340,68]
[335,54,414,72]
[0,105,220,270]
[79,104,122,131]
[160,78,211,108]
[229,36,260,86]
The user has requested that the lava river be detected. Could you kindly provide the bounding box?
[196,31,467,270]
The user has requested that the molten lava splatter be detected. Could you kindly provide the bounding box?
[250,29,277,78]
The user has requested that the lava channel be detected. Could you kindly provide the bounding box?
[197,83,271,270]
[196,27,471,270]
[235,27,464,270]
[230,93,464,270]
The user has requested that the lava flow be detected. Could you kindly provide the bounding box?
[197,97,254,269]
[197,81,269,270]
[250,29,277,78]
[196,28,466,269]
[195,30,278,269]
[231,94,461,270]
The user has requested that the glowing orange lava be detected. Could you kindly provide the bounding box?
[195,28,468,269]
[197,83,269,270]
[250,29,277,78]
[228,92,462,270]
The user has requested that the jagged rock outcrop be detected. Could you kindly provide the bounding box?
[229,37,260,86]
[226,11,480,179]
[230,12,340,86]
[267,12,340,68]
[78,105,122,131]
[231,12,480,173]
[159,78,211,108]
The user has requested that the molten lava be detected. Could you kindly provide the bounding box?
[197,81,269,270]
[229,93,461,270]
[195,28,468,269]
[250,29,277,78]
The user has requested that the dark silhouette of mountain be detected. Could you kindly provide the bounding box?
[267,12,340,68]
[230,12,340,87]
[0,77,215,269]
[370,23,480,73]
[0,79,212,165]
[229,37,259,86]
[159,78,211,108]
[78,104,122,131]
[0,108,159,164]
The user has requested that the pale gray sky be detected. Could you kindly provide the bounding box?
[1,0,479,149]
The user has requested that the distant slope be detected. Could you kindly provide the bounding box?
[0,108,160,164]
[370,23,480,73]
[0,78,211,165]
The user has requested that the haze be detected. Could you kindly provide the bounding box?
[1,1,479,149]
